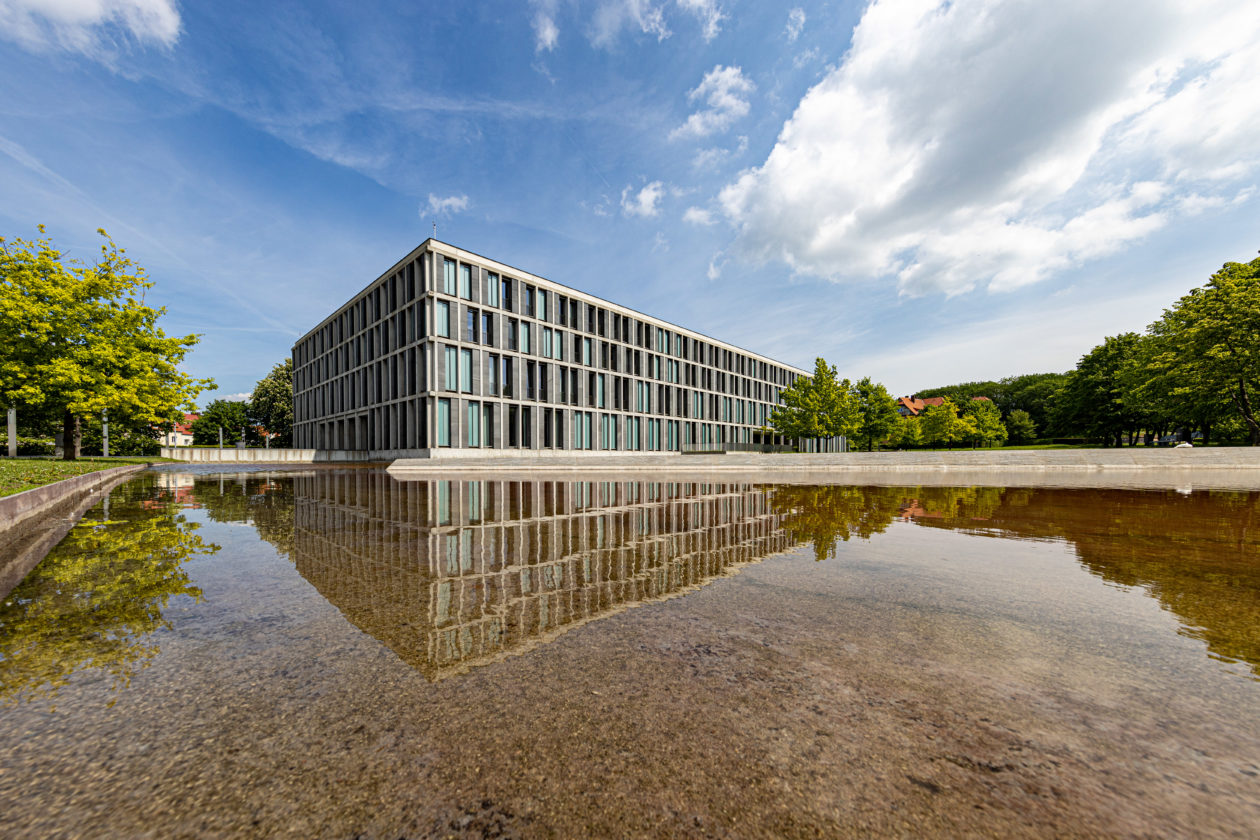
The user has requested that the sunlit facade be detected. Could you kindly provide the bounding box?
[291,239,806,456]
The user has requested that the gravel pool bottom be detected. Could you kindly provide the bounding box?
[1,469,1258,839]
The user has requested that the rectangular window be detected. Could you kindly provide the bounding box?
[501,277,513,311]
[487,354,499,395]
[542,328,553,358]
[460,264,472,299]
[460,348,472,393]
[486,272,500,307]
[520,321,531,354]
[543,408,554,448]
[554,330,564,361]
[443,258,456,295]
[559,366,568,403]
[483,404,495,448]
[537,290,548,322]
[526,360,536,398]
[435,300,450,338]
[558,296,568,326]
[524,286,535,317]
[508,405,519,447]
[444,346,458,391]
[467,401,481,447]
[508,318,518,350]
[466,308,478,343]
[481,311,493,345]
[437,398,451,447]
[522,406,532,448]
[503,356,513,396]
[597,374,606,408]
[582,337,592,367]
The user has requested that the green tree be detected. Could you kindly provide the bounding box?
[192,399,251,446]
[0,227,213,459]
[919,398,976,448]
[1004,408,1037,444]
[1053,333,1146,446]
[851,376,900,451]
[1145,255,1260,445]
[963,398,1007,447]
[768,357,860,441]
[891,414,923,448]
[250,359,293,447]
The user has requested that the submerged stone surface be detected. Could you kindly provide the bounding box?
[1,469,1258,838]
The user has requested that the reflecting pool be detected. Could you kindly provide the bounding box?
[1,468,1258,838]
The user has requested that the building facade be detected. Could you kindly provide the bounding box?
[292,239,806,456]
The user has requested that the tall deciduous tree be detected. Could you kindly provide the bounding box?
[1146,255,1260,445]
[1004,409,1037,444]
[250,359,294,447]
[0,228,213,459]
[919,398,976,448]
[851,376,900,451]
[963,398,1007,447]
[768,357,860,441]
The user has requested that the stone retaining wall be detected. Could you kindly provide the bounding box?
[390,447,1260,472]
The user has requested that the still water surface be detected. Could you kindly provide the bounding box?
[1,468,1258,838]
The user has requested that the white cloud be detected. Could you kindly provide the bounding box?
[590,0,670,46]
[677,0,724,42]
[785,8,805,42]
[621,181,665,217]
[0,0,180,56]
[691,135,747,171]
[220,392,251,403]
[533,8,559,52]
[652,231,670,252]
[671,65,754,140]
[706,258,722,280]
[684,206,716,225]
[425,193,469,216]
[718,0,1260,296]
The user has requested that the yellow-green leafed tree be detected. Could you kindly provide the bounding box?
[0,227,214,459]
[768,357,860,441]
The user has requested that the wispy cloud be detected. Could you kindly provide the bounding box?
[683,206,716,225]
[677,0,725,42]
[425,193,470,216]
[670,65,754,140]
[785,8,805,42]
[530,0,560,51]
[590,0,670,47]
[0,0,180,58]
[621,181,665,217]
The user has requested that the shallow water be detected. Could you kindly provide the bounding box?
[1,469,1258,838]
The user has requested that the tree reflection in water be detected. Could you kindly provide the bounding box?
[0,477,220,707]
[772,483,1260,678]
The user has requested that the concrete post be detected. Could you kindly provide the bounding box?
[6,407,15,457]
[102,410,110,458]
[218,427,223,449]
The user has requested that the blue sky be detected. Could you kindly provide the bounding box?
[2,0,1257,403]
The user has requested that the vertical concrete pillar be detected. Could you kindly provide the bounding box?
[6,407,16,457]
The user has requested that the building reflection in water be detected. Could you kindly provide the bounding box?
[290,474,797,681]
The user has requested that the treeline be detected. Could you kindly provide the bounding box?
[190,360,294,448]
[915,253,1260,447]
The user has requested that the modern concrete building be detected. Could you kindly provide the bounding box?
[292,239,807,457]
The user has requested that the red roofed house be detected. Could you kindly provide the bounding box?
[896,396,991,416]
[161,413,198,447]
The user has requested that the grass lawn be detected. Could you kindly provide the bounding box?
[0,457,165,499]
